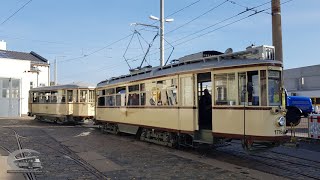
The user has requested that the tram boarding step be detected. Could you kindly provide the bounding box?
[194,129,213,144]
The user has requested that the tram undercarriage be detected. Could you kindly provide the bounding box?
[96,121,285,151]
[33,114,90,124]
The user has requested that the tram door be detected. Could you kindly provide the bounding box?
[197,72,212,130]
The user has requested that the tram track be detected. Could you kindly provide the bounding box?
[16,128,110,180]
[0,128,37,180]
[214,144,320,180]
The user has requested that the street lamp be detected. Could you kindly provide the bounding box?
[149,0,174,67]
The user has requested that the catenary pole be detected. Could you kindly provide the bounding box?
[272,0,283,62]
[160,0,165,67]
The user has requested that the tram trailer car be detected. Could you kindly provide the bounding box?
[28,83,95,124]
[95,45,292,150]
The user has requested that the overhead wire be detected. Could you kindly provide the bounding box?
[59,33,134,63]
[60,0,295,80]
[166,0,229,34]
[59,0,203,64]
[0,0,32,26]
[124,0,292,63]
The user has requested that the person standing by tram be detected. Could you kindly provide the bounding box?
[199,89,212,129]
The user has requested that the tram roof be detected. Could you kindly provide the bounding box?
[97,58,282,87]
[30,82,95,92]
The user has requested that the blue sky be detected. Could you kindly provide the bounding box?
[0,0,319,84]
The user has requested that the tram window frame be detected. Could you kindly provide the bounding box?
[181,76,194,106]
[116,87,126,106]
[214,73,236,106]
[61,90,66,103]
[166,79,178,106]
[140,84,146,106]
[238,71,261,106]
[32,92,37,103]
[51,91,58,103]
[127,84,140,106]
[79,89,88,103]
[89,90,95,103]
[260,70,267,106]
[67,90,73,103]
[105,88,115,106]
[268,70,281,106]
[247,71,259,106]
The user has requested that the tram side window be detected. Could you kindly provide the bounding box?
[140,84,146,106]
[98,90,105,106]
[238,72,260,106]
[238,73,247,105]
[67,90,73,102]
[32,93,37,102]
[89,90,95,103]
[39,92,46,103]
[128,85,139,106]
[215,73,236,105]
[268,70,281,106]
[116,87,126,106]
[51,91,58,103]
[80,90,88,103]
[247,71,259,106]
[105,88,115,106]
[181,77,193,106]
[61,90,66,103]
[260,70,267,106]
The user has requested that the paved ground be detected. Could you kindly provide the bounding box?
[1,118,319,179]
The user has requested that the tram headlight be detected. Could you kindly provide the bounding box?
[277,116,286,127]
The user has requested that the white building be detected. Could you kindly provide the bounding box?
[0,41,50,117]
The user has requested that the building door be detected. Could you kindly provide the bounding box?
[0,78,20,117]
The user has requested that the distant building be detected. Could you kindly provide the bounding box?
[0,41,50,117]
[284,65,320,106]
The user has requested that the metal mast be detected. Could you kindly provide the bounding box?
[54,58,57,85]
[160,0,164,67]
[272,0,283,62]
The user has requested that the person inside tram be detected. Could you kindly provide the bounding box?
[199,89,212,129]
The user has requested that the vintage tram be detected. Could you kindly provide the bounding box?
[28,83,95,124]
[95,45,288,150]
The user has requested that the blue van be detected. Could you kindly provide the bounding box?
[287,96,313,117]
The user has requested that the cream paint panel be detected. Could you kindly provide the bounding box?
[213,109,285,137]
[31,104,68,115]
[245,110,285,136]
[213,110,243,134]
[73,103,95,116]
[96,108,125,122]
[97,108,181,130]
[179,109,196,131]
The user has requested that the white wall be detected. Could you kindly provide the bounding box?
[29,65,50,88]
[0,58,50,116]
[0,58,30,116]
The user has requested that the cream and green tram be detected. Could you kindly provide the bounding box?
[95,45,289,149]
[28,83,95,124]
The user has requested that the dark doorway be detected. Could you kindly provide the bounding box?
[197,72,212,130]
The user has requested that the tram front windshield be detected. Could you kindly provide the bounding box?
[268,70,281,106]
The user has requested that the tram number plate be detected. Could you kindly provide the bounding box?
[274,130,285,135]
